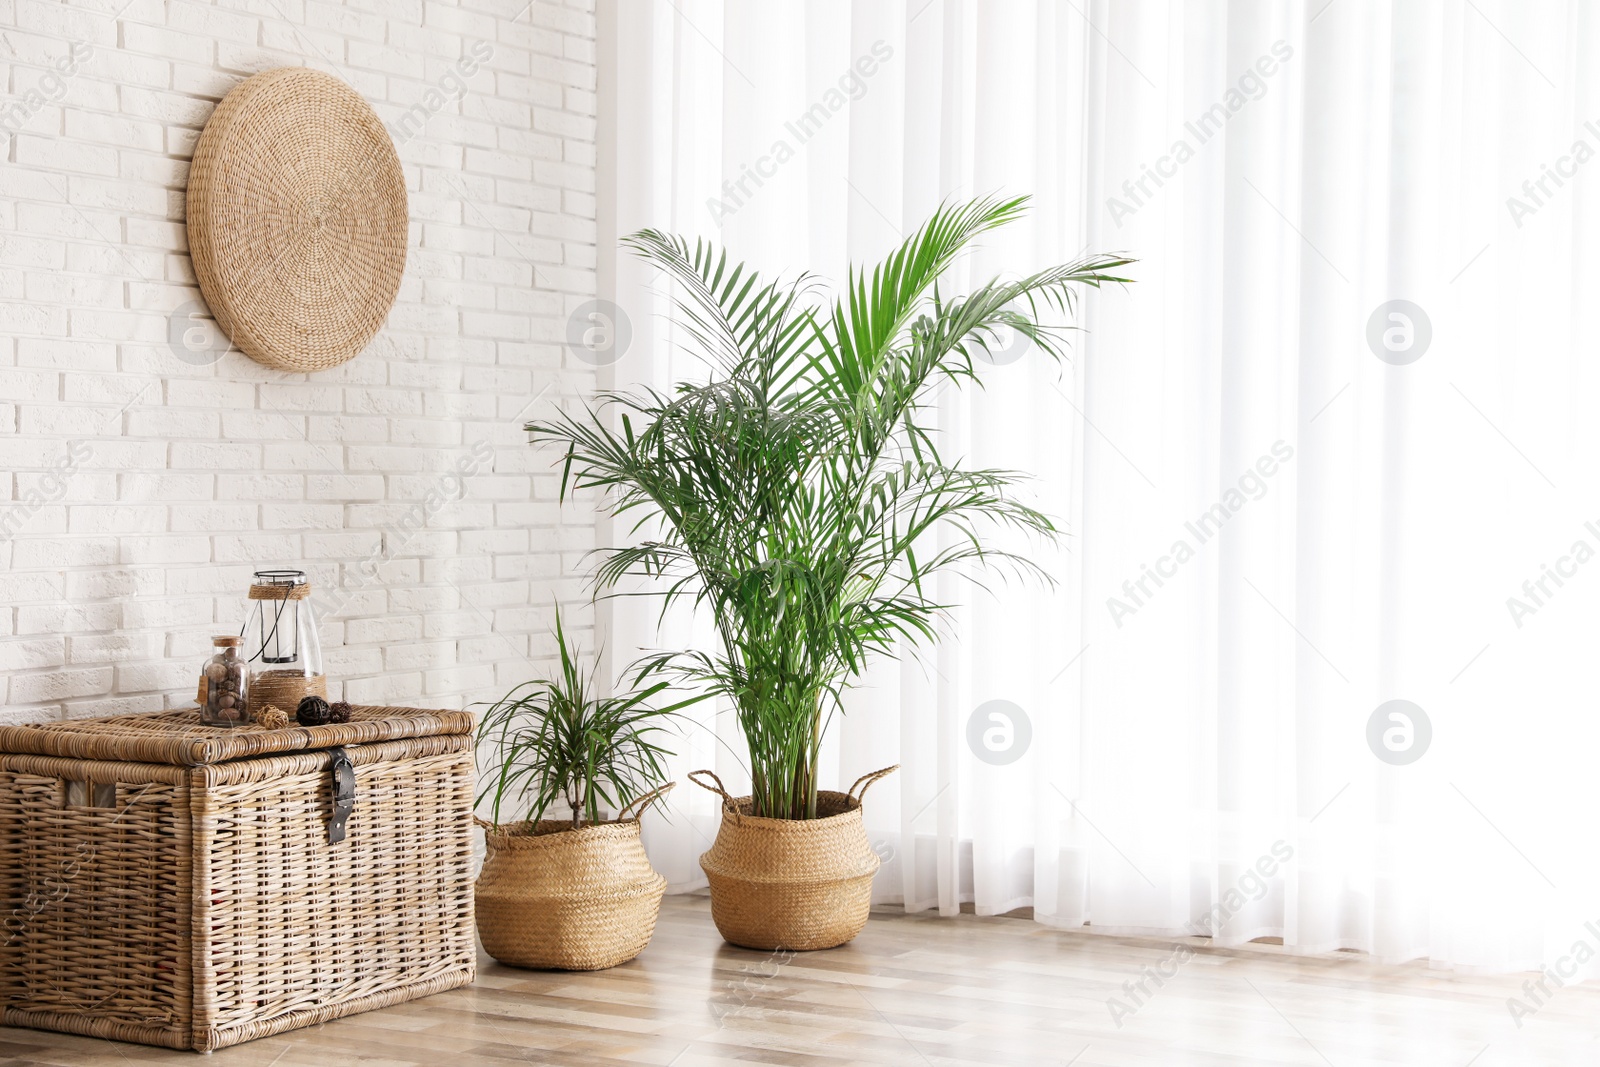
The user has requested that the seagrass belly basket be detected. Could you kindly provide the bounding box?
[474,785,672,972]
[0,706,476,1052]
[691,766,896,952]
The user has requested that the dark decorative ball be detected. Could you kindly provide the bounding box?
[328,700,353,724]
[296,695,332,726]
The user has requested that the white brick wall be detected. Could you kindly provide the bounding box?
[0,0,600,724]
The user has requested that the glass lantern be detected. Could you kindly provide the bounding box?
[241,569,326,714]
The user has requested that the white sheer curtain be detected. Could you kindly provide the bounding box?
[596,0,1600,975]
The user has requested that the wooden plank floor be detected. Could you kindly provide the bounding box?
[3,892,1597,1065]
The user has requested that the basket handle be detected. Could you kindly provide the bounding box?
[473,815,497,831]
[848,764,899,803]
[618,781,675,821]
[688,769,735,808]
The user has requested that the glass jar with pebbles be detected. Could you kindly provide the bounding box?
[198,635,249,726]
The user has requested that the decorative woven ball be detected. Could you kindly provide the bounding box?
[186,67,408,373]
[256,704,289,730]
[328,700,353,724]
[296,695,332,726]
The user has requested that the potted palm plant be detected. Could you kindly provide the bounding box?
[529,195,1132,950]
[474,608,688,970]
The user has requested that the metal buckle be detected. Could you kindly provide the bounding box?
[328,746,356,844]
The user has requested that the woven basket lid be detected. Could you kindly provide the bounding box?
[186,67,408,373]
[0,705,471,766]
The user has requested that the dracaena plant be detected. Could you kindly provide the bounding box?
[475,607,688,830]
[527,195,1132,820]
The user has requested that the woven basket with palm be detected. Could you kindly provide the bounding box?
[474,610,689,970]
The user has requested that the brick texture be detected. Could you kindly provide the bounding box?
[0,0,599,723]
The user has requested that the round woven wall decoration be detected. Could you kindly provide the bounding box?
[187,67,408,373]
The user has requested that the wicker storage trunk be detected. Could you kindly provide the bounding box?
[0,705,476,1052]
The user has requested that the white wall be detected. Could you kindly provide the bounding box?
[0,0,599,723]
